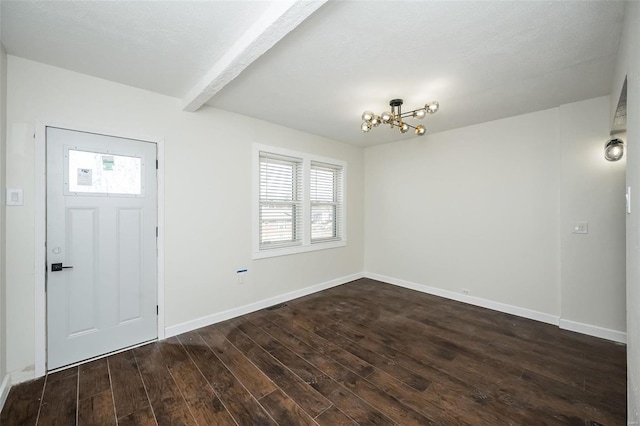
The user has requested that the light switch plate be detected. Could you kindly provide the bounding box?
[573,222,588,234]
[6,189,23,206]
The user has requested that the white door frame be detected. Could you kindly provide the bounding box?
[34,121,165,377]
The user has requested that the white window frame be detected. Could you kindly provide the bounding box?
[253,144,347,259]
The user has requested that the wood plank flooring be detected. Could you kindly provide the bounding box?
[1,278,627,425]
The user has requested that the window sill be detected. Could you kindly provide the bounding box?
[252,240,347,260]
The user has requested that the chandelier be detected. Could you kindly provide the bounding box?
[361,99,439,136]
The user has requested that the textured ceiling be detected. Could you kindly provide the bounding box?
[0,1,626,146]
[0,0,273,97]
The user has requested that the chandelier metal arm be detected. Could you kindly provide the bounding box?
[399,111,421,119]
[390,119,419,131]
[398,121,419,130]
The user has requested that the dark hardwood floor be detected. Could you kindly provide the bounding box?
[1,278,626,425]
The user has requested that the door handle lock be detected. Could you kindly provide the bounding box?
[51,263,73,272]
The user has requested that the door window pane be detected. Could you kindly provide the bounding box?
[67,149,143,195]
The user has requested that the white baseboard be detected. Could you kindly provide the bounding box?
[1,369,44,411]
[559,319,626,344]
[364,272,559,325]
[9,370,35,386]
[0,374,10,414]
[364,272,627,343]
[165,272,364,338]
[161,270,628,345]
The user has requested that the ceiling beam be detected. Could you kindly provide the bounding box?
[181,0,326,112]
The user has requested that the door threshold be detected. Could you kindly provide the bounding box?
[47,338,158,374]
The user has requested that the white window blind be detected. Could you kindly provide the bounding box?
[310,161,343,242]
[259,152,303,249]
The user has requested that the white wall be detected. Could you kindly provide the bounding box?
[612,1,640,422]
[559,98,626,335]
[0,42,8,406]
[365,108,561,317]
[5,56,364,381]
[365,96,625,338]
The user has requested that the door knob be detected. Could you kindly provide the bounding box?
[51,263,73,272]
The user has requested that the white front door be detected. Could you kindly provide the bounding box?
[46,127,158,370]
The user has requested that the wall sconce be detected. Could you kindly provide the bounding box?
[604,138,624,161]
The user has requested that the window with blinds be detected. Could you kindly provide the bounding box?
[259,152,302,249]
[254,145,346,258]
[310,161,343,242]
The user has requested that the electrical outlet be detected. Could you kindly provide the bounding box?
[462,288,470,295]
[237,269,247,285]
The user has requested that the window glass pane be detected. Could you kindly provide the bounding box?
[311,205,336,240]
[68,149,142,195]
[260,157,300,202]
[260,204,299,246]
[310,167,336,202]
